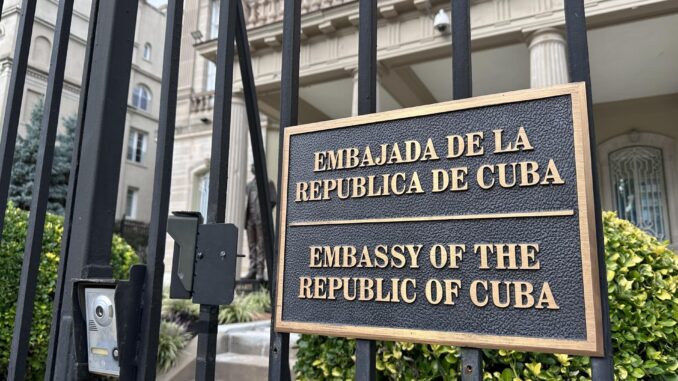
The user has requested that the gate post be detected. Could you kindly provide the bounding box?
[355,0,378,379]
[50,0,139,377]
[269,0,300,380]
[451,1,483,379]
[564,1,614,379]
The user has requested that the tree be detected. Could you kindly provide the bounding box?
[9,100,76,215]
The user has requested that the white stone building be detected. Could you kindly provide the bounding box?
[169,0,678,279]
[0,0,166,230]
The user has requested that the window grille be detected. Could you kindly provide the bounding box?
[610,146,670,240]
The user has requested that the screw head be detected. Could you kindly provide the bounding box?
[219,250,226,258]
[197,252,204,259]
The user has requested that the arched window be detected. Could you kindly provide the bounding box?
[132,85,151,111]
[31,36,51,67]
[143,43,152,61]
[609,146,670,240]
[600,132,678,244]
[198,172,210,218]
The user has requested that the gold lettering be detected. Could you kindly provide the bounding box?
[473,244,493,269]
[470,280,488,307]
[447,135,465,159]
[405,245,423,268]
[296,182,308,202]
[309,246,321,268]
[495,244,518,270]
[432,169,449,193]
[314,152,325,172]
[514,281,535,308]
[391,245,406,268]
[444,280,461,305]
[535,282,560,309]
[313,277,326,299]
[467,132,484,156]
[404,140,421,162]
[421,138,440,161]
[450,167,468,191]
[425,279,444,305]
[477,165,495,189]
[490,280,511,308]
[299,277,312,298]
[519,243,541,270]
[401,279,417,303]
[520,161,540,187]
[541,159,565,185]
[358,278,375,301]
[327,277,342,300]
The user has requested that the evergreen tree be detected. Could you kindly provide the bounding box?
[9,101,76,215]
[51,114,76,214]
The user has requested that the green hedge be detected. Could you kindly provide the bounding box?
[0,204,138,380]
[294,212,678,380]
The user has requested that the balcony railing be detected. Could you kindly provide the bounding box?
[190,91,214,113]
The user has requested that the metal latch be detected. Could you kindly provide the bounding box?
[167,211,238,305]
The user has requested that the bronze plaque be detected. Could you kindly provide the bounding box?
[275,83,603,355]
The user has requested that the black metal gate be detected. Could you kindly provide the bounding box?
[0,0,614,380]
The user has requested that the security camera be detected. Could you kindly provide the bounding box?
[433,9,450,33]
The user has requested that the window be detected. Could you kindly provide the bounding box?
[206,61,216,91]
[143,43,152,61]
[127,129,148,164]
[132,85,151,111]
[198,172,210,218]
[210,0,219,39]
[609,146,670,240]
[125,187,139,219]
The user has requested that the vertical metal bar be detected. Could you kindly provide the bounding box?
[51,0,139,377]
[195,305,220,381]
[7,0,74,379]
[135,0,184,378]
[451,1,482,380]
[44,1,99,378]
[269,0,300,380]
[357,0,377,116]
[564,2,614,380]
[460,348,482,381]
[452,0,472,100]
[234,0,275,289]
[197,0,238,379]
[355,1,378,379]
[0,0,36,237]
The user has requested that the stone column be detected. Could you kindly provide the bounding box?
[527,28,569,88]
[351,68,380,116]
[224,94,249,276]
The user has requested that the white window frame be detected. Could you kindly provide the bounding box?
[127,128,148,164]
[210,0,219,39]
[143,43,152,61]
[205,61,216,92]
[599,132,678,243]
[125,187,139,219]
[132,85,151,112]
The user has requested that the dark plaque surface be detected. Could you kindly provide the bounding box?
[275,83,602,355]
